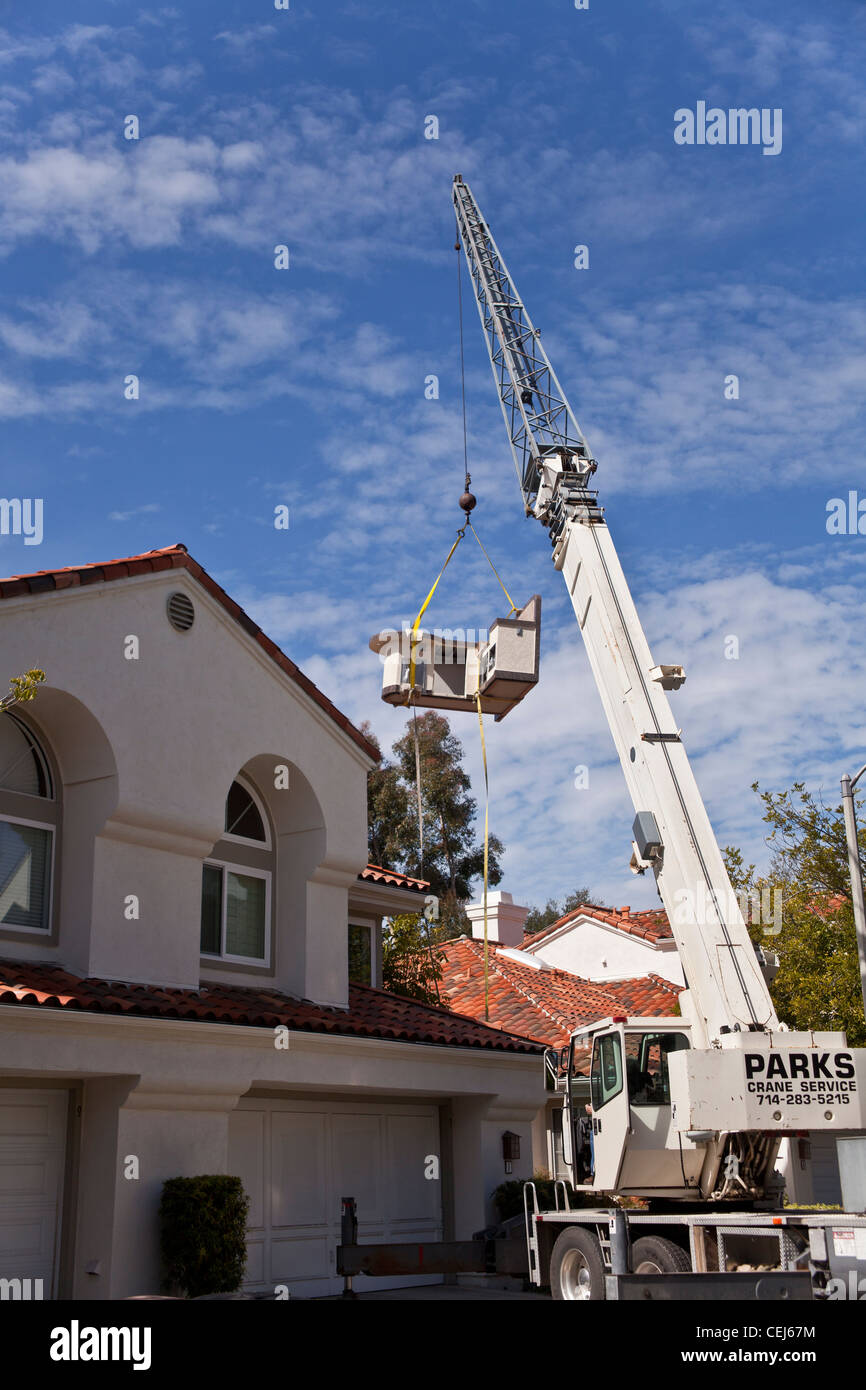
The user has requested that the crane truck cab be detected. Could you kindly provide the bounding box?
[561,1017,704,1198]
[556,1016,866,1203]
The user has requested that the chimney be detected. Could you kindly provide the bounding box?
[466,890,529,948]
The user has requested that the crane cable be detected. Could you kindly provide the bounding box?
[475,689,490,1022]
[459,223,494,1023]
[408,704,442,1007]
[405,525,467,696]
[457,221,470,494]
[400,229,515,1020]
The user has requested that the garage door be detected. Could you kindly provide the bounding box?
[229,1098,442,1298]
[0,1089,67,1298]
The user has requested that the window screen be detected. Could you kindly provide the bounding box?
[225,871,266,959]
[348,923,372,985]
[200,864,267,961]
[200,863,222,954]
[0,821,52,931]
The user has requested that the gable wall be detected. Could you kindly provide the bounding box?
[0,570,371,1006]
[531,918,685,987]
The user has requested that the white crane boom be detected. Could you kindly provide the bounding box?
[452,174,773,1047]
[453,174,865,1201]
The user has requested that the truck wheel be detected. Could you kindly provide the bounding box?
[550,1227,606,1301]
[631,1235,691,1275]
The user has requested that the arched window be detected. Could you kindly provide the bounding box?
[200,777,272,965]
[0,713,58,935]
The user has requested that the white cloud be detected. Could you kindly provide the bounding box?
[31,64,75,97]
[0,300,100,358]
[108,503,161,522]
[213,26,279,55]
[555,283,866,495]
[0,25,116,67]
[240,539,866,914]
[0,137,221,253]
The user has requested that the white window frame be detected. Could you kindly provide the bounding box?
[201,856,272,966]
[222,775,272,850]
[0,811,55,936]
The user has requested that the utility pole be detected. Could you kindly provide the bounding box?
[840,763,866,1022]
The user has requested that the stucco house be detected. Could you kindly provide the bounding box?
[0,544,544,1300]
[440,893,682,1181]
[519,900,683,988]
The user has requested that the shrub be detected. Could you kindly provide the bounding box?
[492,1176,575,1221]
[159,1175,249,1298]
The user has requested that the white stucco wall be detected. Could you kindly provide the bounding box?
[0,562,549,1299]
[0,568,371,1007]
[0,1004,544,1298]
[531,917,685,987]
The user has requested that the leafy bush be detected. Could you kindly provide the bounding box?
[159,1175,249,1298]
[492,1172,631,1219]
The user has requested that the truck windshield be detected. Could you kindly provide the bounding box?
[625,1032,689,1106]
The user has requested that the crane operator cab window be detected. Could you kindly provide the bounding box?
[589,1033,623,1111]
[624,1031,689,1106]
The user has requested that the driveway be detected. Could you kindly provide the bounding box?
[317,1282,548,1301]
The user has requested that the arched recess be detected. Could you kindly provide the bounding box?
[1,686,118,964]
[200,754,328,1000]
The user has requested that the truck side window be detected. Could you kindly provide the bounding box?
[625,1032,689,1106]
[590,1032,623,1110]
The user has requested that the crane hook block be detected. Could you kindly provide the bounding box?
[370,595,541,723]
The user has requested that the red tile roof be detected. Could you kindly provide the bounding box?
[439,938,681,1053]
[0,545,378,763]
[0,957,542,1055]
[522,902,673,950]
[360,864,428,893]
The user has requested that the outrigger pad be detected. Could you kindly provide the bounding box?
[369,596,541,723]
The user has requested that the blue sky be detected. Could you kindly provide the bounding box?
[1,0,865,913]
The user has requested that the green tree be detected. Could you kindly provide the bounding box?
[365,710,503,939]
[360,722,411,872]
[524,886,605,935]
[393,711,503,936]
[381,912,445,1007]
[1,668,45,712]
[723,781,866,1046]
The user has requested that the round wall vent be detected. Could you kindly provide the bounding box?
[167,591,195,631]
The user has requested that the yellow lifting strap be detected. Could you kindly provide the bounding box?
[402,515,510,1024]
[405,519,518,700]
[475,688,490,1023]
[406,529,465,697]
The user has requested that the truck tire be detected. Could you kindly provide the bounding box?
[550,1227,606,1301]
[631,1235,691,1275]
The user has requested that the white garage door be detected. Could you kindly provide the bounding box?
[0,1089,67,1298]
[229,1098,443,1298]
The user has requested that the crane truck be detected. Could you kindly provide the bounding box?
[448,175,866,1300]
[343,179,866,1302]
